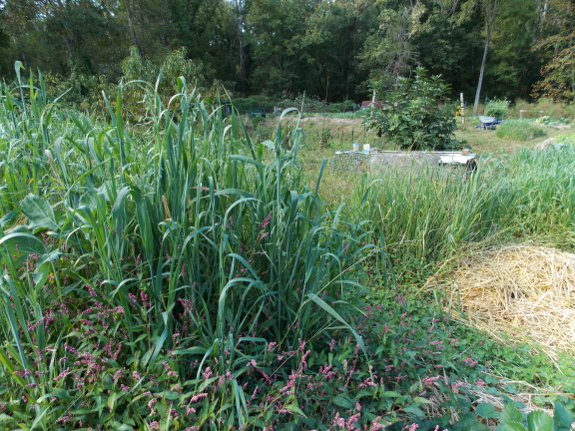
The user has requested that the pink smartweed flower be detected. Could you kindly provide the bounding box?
[368,417,389,430]
[451,382,465,394]
[85,284,97,298]
[203,367,212,380]
[54,368,70,381]
[422,375,442,388]
[463,357,478,367]
[27,317,46,332]
[64,344,79,355]
[190,393,208,403]
[260,211,272,228]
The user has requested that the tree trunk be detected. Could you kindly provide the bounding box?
[234,0,246,96]
[473,0,498,116]
[473,32,490,115]
[127,0,144,58]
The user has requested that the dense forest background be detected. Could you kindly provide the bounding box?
[0,0,573,105]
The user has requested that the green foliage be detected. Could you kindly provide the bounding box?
[0,64,444,430]
[349,145,575,262]
[533,33,575,103]
[232,95,357,115]
[484,98,510,118]
[120,46,210,119]
[495,120,547,141]
[2,62,575,429]
[495,400,575,431]
[364,68,460,151]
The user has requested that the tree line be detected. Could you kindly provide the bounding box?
[0,0,573,105]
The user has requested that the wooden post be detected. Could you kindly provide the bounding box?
[460,93,465,126]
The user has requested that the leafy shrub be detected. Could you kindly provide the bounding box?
[484,97,509,118]
[364,68,460,151]
[495,120,547,141]
[535,97,564,119]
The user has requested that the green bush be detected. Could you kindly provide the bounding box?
[495,119,547,141]
[484,97,509,118]
[364,67,460,151]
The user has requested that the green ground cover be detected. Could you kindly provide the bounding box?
[0,75,574,430]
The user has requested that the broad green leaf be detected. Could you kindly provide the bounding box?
[500,422,528,431]
[500,403,523,424]
[553,402,575,430]
[0,413,14,422]
[332,395,353,409]
[0,232,46,255]
[284,404,307,417]
[526,411,553,431]
[21,195,59,231]
[463,419,490,431]
[403,405,425,417]
[476,402,499,419]
[381,391,402,397]
[37,389,71,403]
[107,391,118,411]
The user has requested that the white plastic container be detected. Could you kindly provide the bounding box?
[363,144,370,152]
[353,142,360,152]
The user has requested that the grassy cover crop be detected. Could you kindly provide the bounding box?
[0,70,493,429]
[495,120,547,142]
[349,147,575,262]
[1,68,575,430]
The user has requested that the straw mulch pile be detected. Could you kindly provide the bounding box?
[429,245,575,355]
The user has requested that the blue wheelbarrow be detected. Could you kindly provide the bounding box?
[476,116,503,130]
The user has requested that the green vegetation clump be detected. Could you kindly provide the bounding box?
[1,65,575,429]
[484,98,509,118]
[0,67,494,430]
[495,120,547,141]
[349,146,575,262]
[364,68,459,151]
[232,95,357,115]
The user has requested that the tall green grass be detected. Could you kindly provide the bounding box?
[0,72,384,428]
[495,119,547,141]
[352,148,575,262]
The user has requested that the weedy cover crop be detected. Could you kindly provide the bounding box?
[0,66,486,430]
